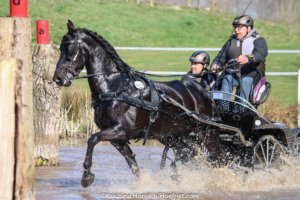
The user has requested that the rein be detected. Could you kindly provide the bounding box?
[69,68,232,81]
[70,71,126,80]
[71,70,190,80]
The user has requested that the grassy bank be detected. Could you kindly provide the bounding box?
[1,0,300,49]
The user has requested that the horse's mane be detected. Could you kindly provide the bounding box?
[80,28,132,72]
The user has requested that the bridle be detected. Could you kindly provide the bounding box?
[58,32,86,77]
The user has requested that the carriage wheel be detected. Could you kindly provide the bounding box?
[293,136,300,164]
[252,135,287,169]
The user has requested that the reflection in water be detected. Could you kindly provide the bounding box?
[36,142,300,200]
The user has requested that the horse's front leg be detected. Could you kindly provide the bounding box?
[81,128,127,187]
[110,141,140,176]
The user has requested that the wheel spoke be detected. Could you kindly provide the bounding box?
[297,140,300,162]
[269,142,277,166]
[254,152,265,166]
[260,142,267,166]
[266,138,269,167]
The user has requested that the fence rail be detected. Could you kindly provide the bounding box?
[114,47,300,53]
[136,71,298,76]
[57,45,300,53]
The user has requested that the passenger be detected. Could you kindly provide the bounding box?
[187,50,216,91]
[211,15,268,101]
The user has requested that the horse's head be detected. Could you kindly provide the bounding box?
[53,20,87,86]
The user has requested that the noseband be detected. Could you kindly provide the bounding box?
[57,32,88,78]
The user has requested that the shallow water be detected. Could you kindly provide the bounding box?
[36,140,300,200]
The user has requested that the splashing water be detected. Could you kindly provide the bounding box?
[36,144,300,200]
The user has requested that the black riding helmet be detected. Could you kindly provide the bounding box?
[232,15,254,28]
[189,51,210,65]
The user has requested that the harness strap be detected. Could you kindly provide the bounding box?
[142,78,160,145]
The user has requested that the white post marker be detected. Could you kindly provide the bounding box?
[298,70,300,127]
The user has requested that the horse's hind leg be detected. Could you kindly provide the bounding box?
[110,141,140,176]
[81,129,127,187]
[202,128,224,166]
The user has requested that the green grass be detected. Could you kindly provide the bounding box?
[1,0,300,49]
[1,0,299,104]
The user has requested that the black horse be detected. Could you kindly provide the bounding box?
[53,20,223,187]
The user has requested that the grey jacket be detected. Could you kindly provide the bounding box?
[211,29,268,77]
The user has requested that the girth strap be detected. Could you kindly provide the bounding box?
[93,92,159,111]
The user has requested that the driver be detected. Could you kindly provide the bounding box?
[186,50,216,91]
[211,15,268,101]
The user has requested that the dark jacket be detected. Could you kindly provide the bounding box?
[184,69,217,91]
[211,29,268,78]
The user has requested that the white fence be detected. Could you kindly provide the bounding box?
[115,47,300,53]
[138,71,298,76]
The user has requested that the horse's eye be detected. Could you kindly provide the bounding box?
[65,44,76,60]
[68,44,75,53]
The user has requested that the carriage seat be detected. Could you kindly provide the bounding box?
[248,75,271,107]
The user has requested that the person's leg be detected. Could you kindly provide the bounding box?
[221,74,239,100]
[240,76,254,101]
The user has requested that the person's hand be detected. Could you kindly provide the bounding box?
[211,64,220,72]
[237,55,249,65]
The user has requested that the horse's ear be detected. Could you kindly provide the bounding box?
[67,20,76,32]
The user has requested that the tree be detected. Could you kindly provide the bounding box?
[212,0,219,10]
[197,0,201,10]
[188,0,191,7]
[273,0,300,25]
[32,44,62,166]
[150,0,153,7]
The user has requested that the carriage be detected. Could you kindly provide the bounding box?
[210,91,299,168]
[160,90,300,169]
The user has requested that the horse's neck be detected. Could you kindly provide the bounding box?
[86,53,128,95]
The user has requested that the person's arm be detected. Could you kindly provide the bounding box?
[246,37,268,66]
[211,40,231,70]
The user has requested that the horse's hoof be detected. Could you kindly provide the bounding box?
[132,168,140,178]
[171,174,182,184]
[81,172,95,187]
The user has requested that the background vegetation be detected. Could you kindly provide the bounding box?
[1,0,299,136]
